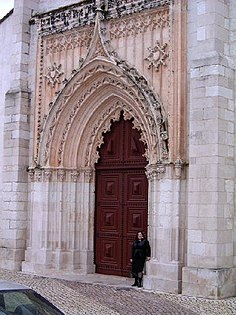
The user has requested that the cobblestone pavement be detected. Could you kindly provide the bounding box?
[0,269,236,315]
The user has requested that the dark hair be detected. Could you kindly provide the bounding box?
[135,231,146,240]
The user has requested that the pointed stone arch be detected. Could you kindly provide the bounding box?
[38,57,168,169]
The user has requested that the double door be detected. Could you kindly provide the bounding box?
[95,117,148,276]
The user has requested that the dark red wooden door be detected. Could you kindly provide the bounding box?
[95,117,148,276]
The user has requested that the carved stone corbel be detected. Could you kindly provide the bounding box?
[57,169,66,182]
[146,162,166,181]
[71,170,80,182]
[34,168,43,182]
[82,168,95,183]
[43,169,53,182]
[174,159,187,179]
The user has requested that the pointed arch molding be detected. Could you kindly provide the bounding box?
[37,57,169,169]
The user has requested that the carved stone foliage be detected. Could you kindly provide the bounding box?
[34,2,96,35]
[106,0,170,17]
[146,163,166,181]
[28,167,92,183]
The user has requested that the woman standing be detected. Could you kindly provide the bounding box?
[130,231,151,287]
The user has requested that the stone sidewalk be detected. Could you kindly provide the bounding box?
[0,269,236,314]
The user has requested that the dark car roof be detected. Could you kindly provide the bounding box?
[0,280,29,291]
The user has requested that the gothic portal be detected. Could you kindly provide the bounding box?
[22,0,184,295]
[1,0,236,299]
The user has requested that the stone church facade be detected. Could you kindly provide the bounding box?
[0,0,235,299]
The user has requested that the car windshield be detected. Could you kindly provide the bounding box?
[0,289,63,315]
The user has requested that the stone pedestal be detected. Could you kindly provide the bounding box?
[22,248,95,274]
[182,267,236,299]
[144,259,182,293]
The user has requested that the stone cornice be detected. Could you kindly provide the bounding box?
[30,0,171,35]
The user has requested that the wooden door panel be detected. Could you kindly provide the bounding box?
[96,173,120,202]
[96,237,122,275]
[123,206,147,234]
[125,172,148,202]
[96,205,120,234]
[124,123,146,164]
[98,120,123,165]
[122,238,134,274]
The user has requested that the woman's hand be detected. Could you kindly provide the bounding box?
[130,259,133,263]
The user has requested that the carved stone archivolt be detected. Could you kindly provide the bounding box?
[84,101,149,167]
[38,58,168,168]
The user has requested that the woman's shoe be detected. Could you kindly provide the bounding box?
[137,278,143,287]
[131,278,138,286]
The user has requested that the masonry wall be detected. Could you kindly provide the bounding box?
[0,13,14,212]
[38,0,81,12]
[0,14,13,199]
[229,0,236,268]
[0,0,39,270]
[0,13,15,263]
[183,0,236,298]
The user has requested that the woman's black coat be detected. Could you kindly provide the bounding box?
[131,239,151,276]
